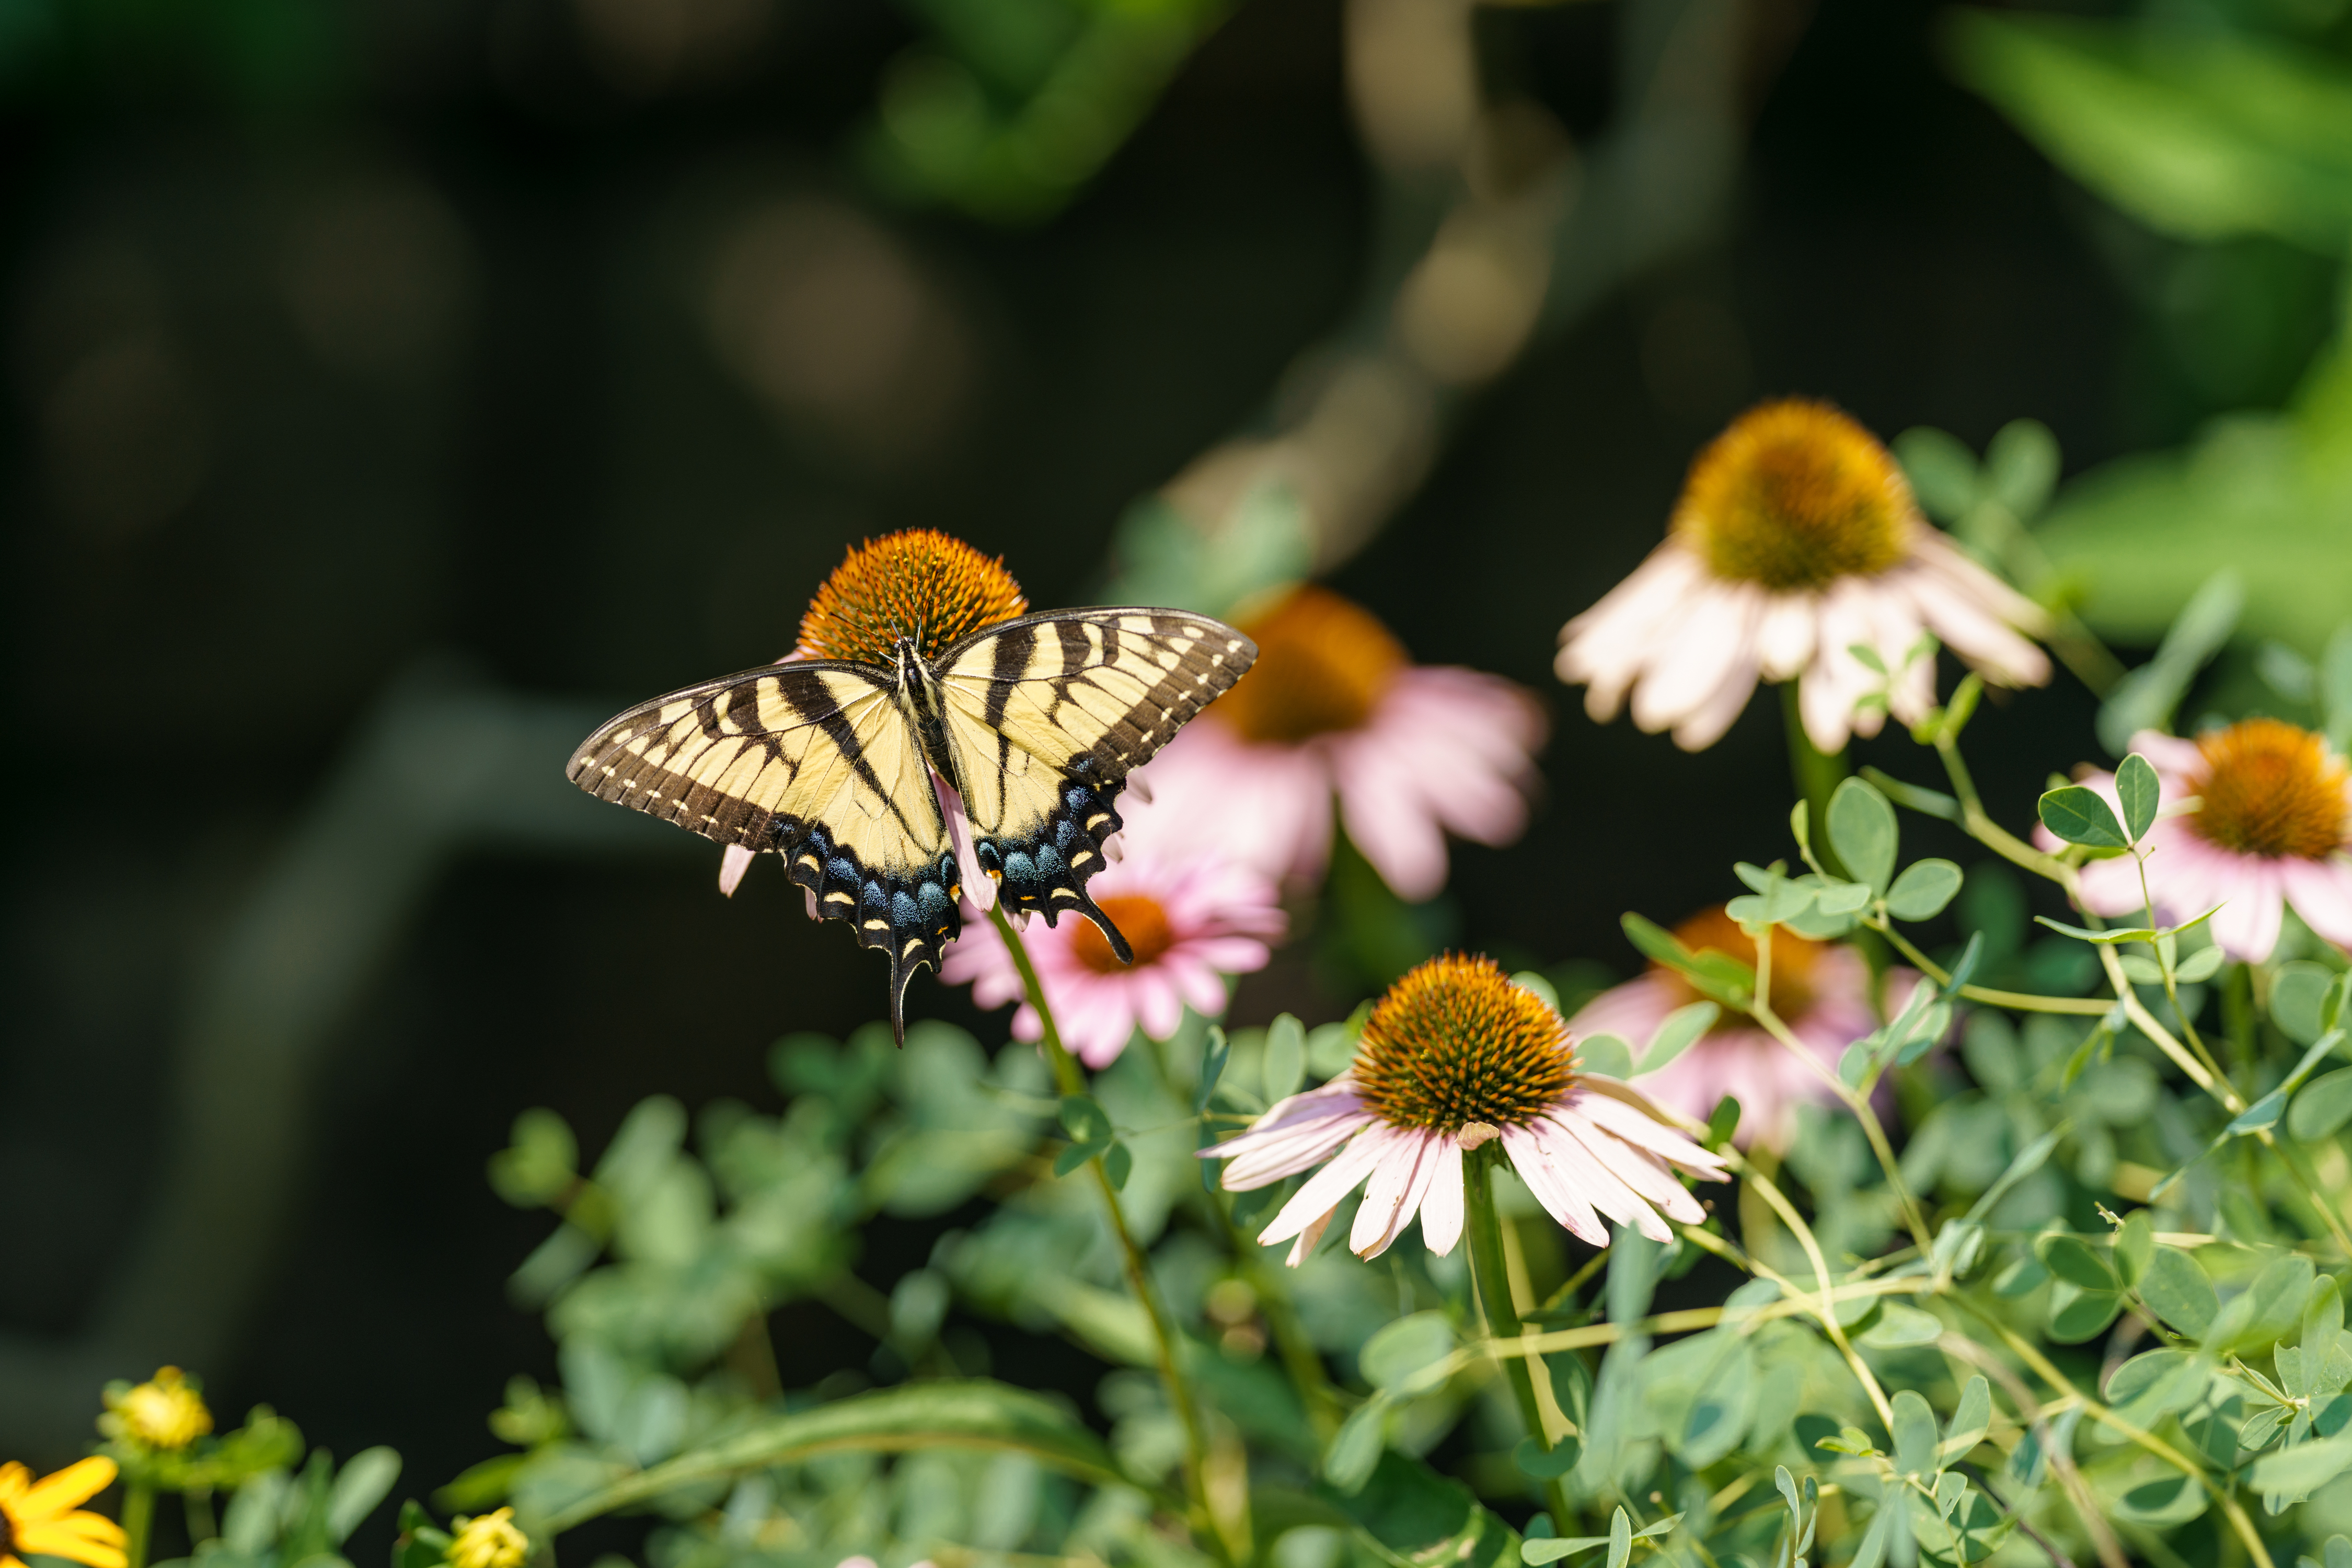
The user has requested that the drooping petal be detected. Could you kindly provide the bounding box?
[1285,1206,1336,1266]
[1259,1125,1399,1246]
[1351,1127,1446,1258]
[1567,1087,1730,1175]
[1418,1139,1467,1255]
[1498,1123,1608,1245]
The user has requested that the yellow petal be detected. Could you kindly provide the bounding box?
[15,1523,128,1568]
[17,1459,118,1521]
[0,1463,29,1502]
[31,1513,128,1547]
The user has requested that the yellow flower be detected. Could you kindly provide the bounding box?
[446,1507,529,1568]
[0,1456,128,1568]
[105,1369,213,1452]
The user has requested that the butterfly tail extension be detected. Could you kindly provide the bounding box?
[975,773,1134,962]
[779,821,963,1044]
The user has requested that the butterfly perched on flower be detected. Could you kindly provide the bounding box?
[567,531,1258,1039]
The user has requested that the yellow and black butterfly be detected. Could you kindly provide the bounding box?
[568,570,1256,1039]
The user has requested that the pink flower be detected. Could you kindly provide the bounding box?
[1556,399,2049,753]
[942,837,1284,1067]
[1137,585,1546,901]
[1202,955,1726,1263]
[1571,907,1898,1148]
[2056,722,2352,963]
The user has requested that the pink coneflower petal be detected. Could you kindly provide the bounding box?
[1350,1127,1447,1258]
[1285,1208,1335,1266]
[1419,1140,1467,1255]
[2212,859,2285,962]
[1498,1122,1615,1246]
[2283,859,2352,948]
[1259,1124,1402,1248]
[1567,1087,1727,1172]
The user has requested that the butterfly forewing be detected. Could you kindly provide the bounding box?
[567,661,962,1038]
[932,608,1257,948]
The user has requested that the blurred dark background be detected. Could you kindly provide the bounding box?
[0,0,2275,1538]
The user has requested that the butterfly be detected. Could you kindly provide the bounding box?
[567,608,1258,1039]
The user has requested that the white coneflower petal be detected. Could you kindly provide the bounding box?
[1558,399,2051,754]
[1209,955,1725,1264]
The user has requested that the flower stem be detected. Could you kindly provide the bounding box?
[122,1481,155,1568]
[985,903,1226,1557]
[1781,682,1849,872]
[1461,1148,1571,1523]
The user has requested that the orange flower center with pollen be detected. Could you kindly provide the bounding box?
[1210,585,1409,744]
[798,529,1028,664]
[1675,398,1913,593]
[2188,718,2349,860]
[1662,906,1823,1020]
[1352,953,1573,1133]
[1071,894,1176,973]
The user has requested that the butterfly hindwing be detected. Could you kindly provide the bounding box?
[566,662,962,1037]
[932,608,1258,948]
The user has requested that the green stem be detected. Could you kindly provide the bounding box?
[987,903,1226,1557]
[1870,919,2111,1014]
[1461,1149,1572,1524]
[1782,682,1849,874]
[122,1481,154,1568]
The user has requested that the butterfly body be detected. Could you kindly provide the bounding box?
[569,607,1257,1039]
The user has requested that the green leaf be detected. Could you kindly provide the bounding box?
[2139,1246,2219,1338]
[2230,1089,2288,1135]
[1307,1006,1370,1080]
[1321,1450,1518,1568]
[1828,779,1899,893]
[1987,418,2060,519]
[1945,13,2352,253]
[2308,1275,2345,1354]
[542,1380,1140,1530]
[2037,786,2129,849]
[2115,1210,2154,1287]
[1620,914,1754,1007]
[1513,1437,1579,1479]
[1857,1304,1944,1348]
[2032,1231,2126,1297]
[1896,427,1982,521]
[2047,1282,2125,1343]
[1059,1095,1112,1146]
[2276,962,2338,1046]
[1577,1034,1634,1080]
[1634,1002,1719,1076]
[1885,859,1964,921]
[1605,1508,1631,1568]
[2176,944,2228,984]
[1361,1312,1458,1392]
[2116,753,2161,843]
[1943,1376,1991,1460]
[1891,1390,1939,1476]
[1265,1014,1307,1103]
[1323,1397,1390,1495]
[2105,1350,2209,1422]
[2291,1067,2352,1142]
[1102,1140,1132,1191]
[325,1449,400,1543]
[1195,1027,1230,1114]
[2252,1436,2352,1495]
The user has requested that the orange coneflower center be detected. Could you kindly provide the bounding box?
[2188,719,2349,861]
[1675,399,1912,593]
[1210,585,1409,744]
[1352,953,1573,1132]
[1072,894,1175,973]
[798,529,1028,664]
[1663,906,1822,1020]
